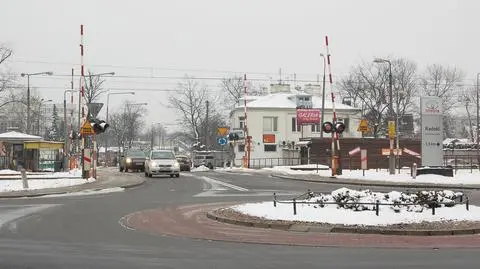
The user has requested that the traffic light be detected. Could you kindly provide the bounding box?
[228,133,240,141]
[322,122,334,133]
[90,119,109,134]
[322,121,346,134]
[335,122,346,134]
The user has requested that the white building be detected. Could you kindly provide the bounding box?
[229,84,362,165]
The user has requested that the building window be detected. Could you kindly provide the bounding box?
[291,118,300,132]
[239,116,245,129]
[238,144,245,152]
[263,117,278,132]
[264,144,277,152]
[311,124,320,132]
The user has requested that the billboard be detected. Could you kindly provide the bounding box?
[296,109,320,125]
[421,96,443,166]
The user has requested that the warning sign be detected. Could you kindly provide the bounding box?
[80,121,94,135]
[217,127,230,136]
[357,119,370,133]
[388,121,396,139]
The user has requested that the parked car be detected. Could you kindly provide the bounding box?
[144,150,180,178]
[176,155,191,171]
[119,150,146,172]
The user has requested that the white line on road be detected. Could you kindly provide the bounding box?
[201,176,249,192]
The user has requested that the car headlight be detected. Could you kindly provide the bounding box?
[173,161,180,168]
[126,158,132,163]
[150,161,157,166]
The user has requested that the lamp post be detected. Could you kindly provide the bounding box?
[320,53,327,138]
[374,58,396,175]
[20,71,53,134]
[104,91,135,165]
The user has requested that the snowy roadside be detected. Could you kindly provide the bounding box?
[265,166,480,186]
[0,169,93,192]
[230,188,480,226]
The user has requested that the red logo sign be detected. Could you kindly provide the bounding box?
[296,109,320,124]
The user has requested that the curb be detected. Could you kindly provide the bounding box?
[0,178,146,198]
[271,173,480,190]
[207,209,480,236]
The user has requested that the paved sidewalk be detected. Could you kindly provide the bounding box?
[0,167,146,198]
[271,173,480,190]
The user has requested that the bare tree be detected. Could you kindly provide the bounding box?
[169,76,208,142]
[338,57,418,138]
[221,76,243,107]
[107,101,147,150]
[420,64,465,137]
[84,71,107,104]
[0,46,12,66]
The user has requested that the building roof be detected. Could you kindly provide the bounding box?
[0,131,42,142]
[234,92,360,111]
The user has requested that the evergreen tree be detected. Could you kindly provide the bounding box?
[48,104,60,141]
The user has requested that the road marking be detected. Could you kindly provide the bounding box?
[0,204,60,230]
[201,176,249,192]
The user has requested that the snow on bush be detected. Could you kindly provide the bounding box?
[191,165,210,172]
[303,188,463,213]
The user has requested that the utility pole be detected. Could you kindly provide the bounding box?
[205,100,209,150]
[476,73,479,168]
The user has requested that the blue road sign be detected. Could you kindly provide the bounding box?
[217,136,227,146]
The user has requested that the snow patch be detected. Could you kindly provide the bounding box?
[191,165,210,172]
[231,188,476,226]
[0,177,94,192]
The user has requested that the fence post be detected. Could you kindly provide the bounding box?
[432,205,435,215]
[21,168,28,189]
[466,197,469,211]
[293,198,297,215]
[460,194,463,203]
[273,193,277,207]
[375,200,379,216]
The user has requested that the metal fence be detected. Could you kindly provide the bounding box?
[247,154,480,171]
[273,191,470,217]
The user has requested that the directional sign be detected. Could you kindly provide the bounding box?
[217,127,230,136]
[217,136,227,146]
[348,146,361,156]
[87,103,104,118]
[381,148,402,156]
[80,121,94,135]
[357,119,370,133]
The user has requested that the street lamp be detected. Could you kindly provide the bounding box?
[104,91,135,165]
[320,53,327,138]
[373,58,396,175]
[20,71,54,134]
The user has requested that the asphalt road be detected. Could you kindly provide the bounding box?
[0,168,478,268]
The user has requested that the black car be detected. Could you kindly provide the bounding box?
[176,156,191,171]
[119,150,147,172]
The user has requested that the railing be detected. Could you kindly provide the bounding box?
[273,190,470,216]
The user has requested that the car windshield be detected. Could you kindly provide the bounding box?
[127,151,146,158]
[151,151,174,159]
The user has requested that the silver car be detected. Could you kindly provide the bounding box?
[144,150,180,178]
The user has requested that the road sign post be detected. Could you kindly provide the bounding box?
[361,149,367,176]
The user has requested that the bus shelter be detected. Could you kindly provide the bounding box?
[0,131,64,172]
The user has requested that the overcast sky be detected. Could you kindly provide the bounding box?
[1,0,478,131]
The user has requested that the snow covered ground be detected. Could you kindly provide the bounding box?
[265,166,480,185]
[191,165,211,172]
[0,177,94,192]
[0,169,82,179]
[231,188,480,226]
[0,169,91,192]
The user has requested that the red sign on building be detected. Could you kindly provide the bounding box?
[296,109,321,124]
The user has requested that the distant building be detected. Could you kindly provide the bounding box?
[228,84,362,165]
